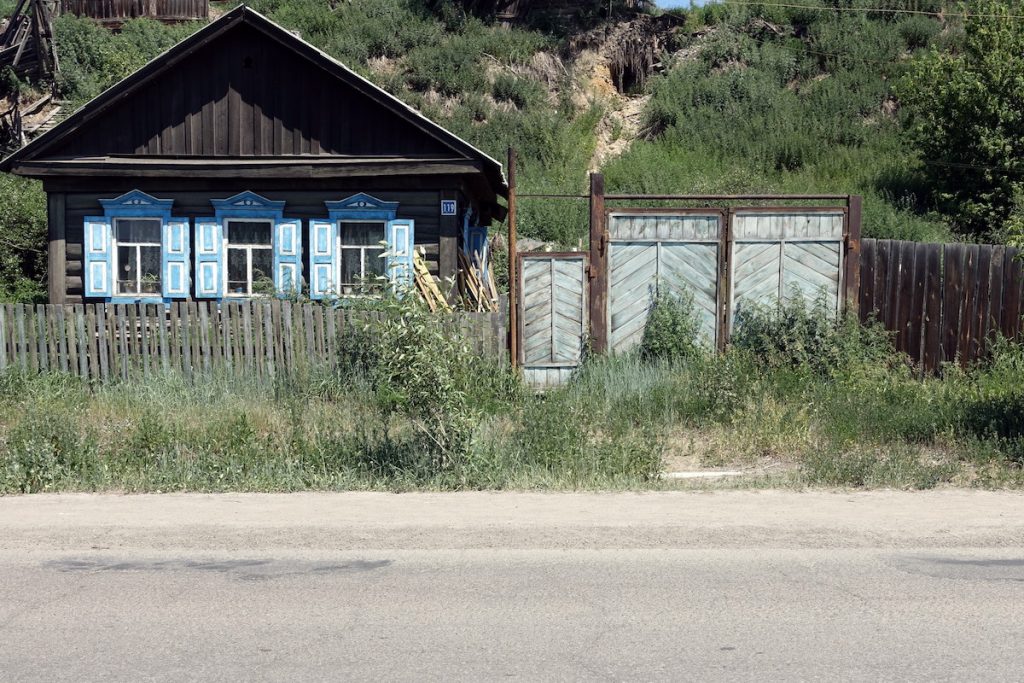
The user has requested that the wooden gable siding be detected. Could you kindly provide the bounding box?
[51,180,469,303]
[47,24,454,160]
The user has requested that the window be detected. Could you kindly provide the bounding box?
[338,221,386,295]
[114,218,162,296]
[225,219,274,296]
[86,190,187,302]
[312,194,413,301]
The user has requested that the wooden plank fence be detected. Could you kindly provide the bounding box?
[0,301,507,382]
[858,239,1024,372]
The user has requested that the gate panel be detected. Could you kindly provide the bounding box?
[609,243,657,352]
[730,210,845,331]
[782,241,841,305]
[518,253,587,388]
[660,243,721,339]
[607,212,723,353]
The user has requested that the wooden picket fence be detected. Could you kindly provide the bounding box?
[858,239,1024,372]
[0,301,508,382]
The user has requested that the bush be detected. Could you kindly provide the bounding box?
[897,15,941,50]
[731,293,896,376]
[338,291,516,467]
[3,403,94,493]
[639,287,702,363]
[491,73,545,110]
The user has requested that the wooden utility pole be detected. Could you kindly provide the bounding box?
[507,148,518,369]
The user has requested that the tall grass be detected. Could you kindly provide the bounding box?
[2,295,1023,494]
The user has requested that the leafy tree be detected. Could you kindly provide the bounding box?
[897,1,1024,241]
[0,174,47,303]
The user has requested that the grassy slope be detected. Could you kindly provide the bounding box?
[605,2,954,242]
[1,0,959,304]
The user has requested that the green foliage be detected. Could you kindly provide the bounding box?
[491,73,546,110]
[54,16,203,107]
[0,174,46,303]
[639,286,702,363]
[339,293,486,464]
[3,400,94,493]
[731,294,895,376]
[2,313,1024,492]
[897,0,1024,241]
[606,3,953,243]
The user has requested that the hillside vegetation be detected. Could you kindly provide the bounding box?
[0,0,999,301]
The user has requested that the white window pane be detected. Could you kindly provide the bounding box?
[227,221,272,246]
[227,249,248,295]
[340,222,384,246]
[116,218,161,244]
[117,245,138,294]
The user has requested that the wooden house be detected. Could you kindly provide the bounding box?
[0,5,507,304]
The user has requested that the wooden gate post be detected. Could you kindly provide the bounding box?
[588,173,608,354]
[844,195,863,317]
[507,148,519,369]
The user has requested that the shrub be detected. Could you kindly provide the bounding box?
[338,291,517,468]
[639,286,702,363]
[3,404,94,493]
[731,293,896,376]
[897,15,940,50]
[491,73,545,110]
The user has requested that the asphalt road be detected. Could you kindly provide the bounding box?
[1,491,1023,681]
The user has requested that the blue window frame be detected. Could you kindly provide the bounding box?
[309,193,414,299]
[195,191,303,299]
[84,190,190,304]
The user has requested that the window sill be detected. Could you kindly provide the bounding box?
[108,296,169,305]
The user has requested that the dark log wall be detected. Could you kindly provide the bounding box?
[48,178,469,303]
[47,23,454,159]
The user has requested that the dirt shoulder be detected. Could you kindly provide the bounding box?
[2,490,1023,552]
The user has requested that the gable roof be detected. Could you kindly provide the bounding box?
[0,5,507,196]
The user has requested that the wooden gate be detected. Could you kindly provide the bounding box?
[606,210,726,353]
[517,252,588,388]
[729,208,847,331]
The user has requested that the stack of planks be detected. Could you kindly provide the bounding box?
[0,0,59,85]
[414,248,450,312]
[457,249,499,312]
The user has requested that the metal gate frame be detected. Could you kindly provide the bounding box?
[603,207,729,353]
[505,157,864,366]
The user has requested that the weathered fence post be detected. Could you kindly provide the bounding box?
[507,147,518,370]
[844,194,862,317]
[588,172,607,354]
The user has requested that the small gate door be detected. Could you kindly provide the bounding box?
[518,252,588,388]
[607,211,725,353]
